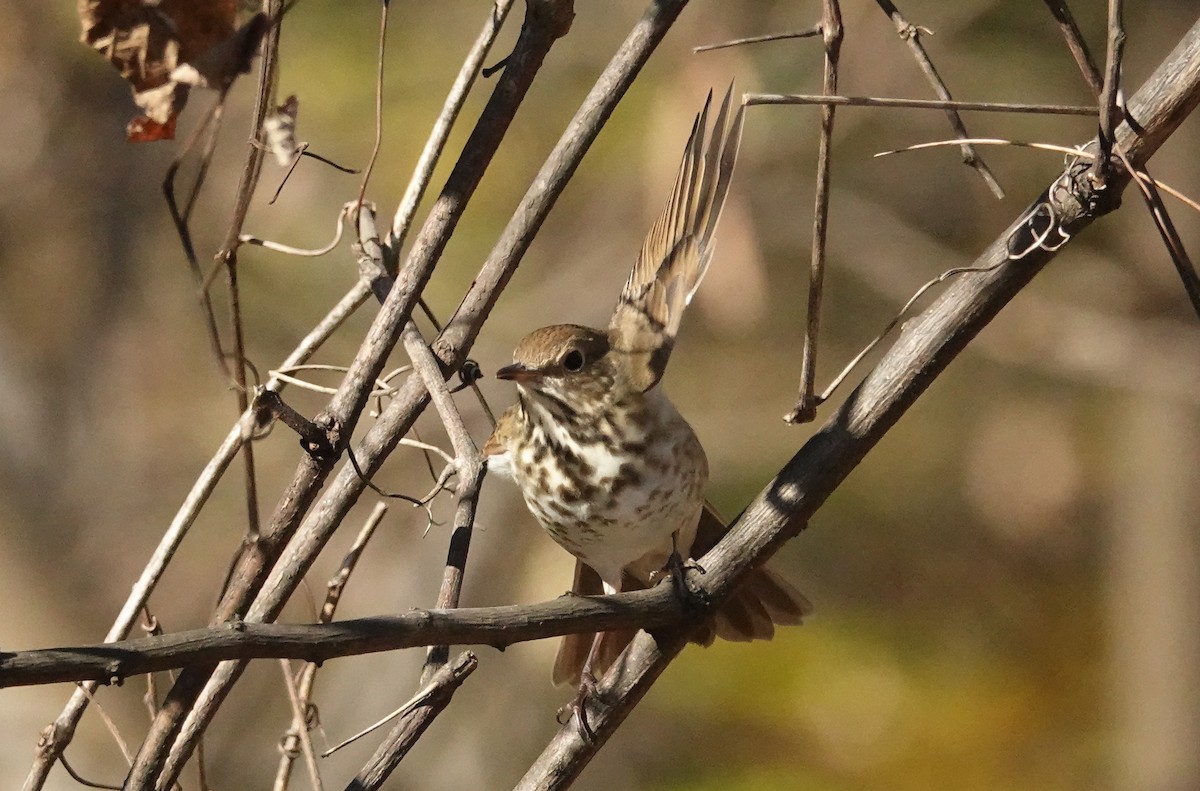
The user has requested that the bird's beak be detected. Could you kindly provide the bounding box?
[495,362,541,383]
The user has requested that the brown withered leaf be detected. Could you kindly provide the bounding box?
[126,113,178,143]
[171,13,270,93]
[78,0,241,141]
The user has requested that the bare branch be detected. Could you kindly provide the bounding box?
[745,93,1097,115]
[1118,157,1200,318]
[0,590,687,687]
[1085,0,1199,317]
[389,0,518,250]
[351,1,389,222]
[344,652,478,791]
[24,277,370,789]
[787,0,842,425]
[1041,0,1104,94]
[126,3,580,786]
[514,16,1200,788]
[214,1,287,553]
[254,390,337,460]
[274,660,324,791]
[1090,0,1125,184]
[400,322,485,683]
[273,503,387,791]
[873,0,1004,197]
[124,4,698,788]
[693,25,821,53]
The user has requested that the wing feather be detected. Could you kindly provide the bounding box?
[609,85,745,392]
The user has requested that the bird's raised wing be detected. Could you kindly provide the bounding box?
[608,85,744,392]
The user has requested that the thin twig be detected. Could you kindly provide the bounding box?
[56,755,121,791]
[1090,0,1125,184]
[876,137,1089,159]
[400,322,485,682]
[25,278,373,790]
[215,0,285,548]
[693,25,821,53]
[223,244,262,538]
[241,208,348,255]
[274,503,387,791]
[268,365,403,398]
[398,437,456,466]
[1074,0,1197,316]
[275,660,324,791]
[874,137,1200,214]
[77,686,135,766]
[133,4,579,787]
[514,22,1200,784]
[163,103,233,384]
[1040,0,1104,94]
[413,462,458,508]
[818,262,1006,402]
[1117,154,1200,319]
[873,0,1004,197]
[745,93,1098,115]
[388,0,517,251]
[343,652,478,791]
[833,191,1200,402]
[321,650,474,759]
[353,1,389,223]
[344,446,432,510]
[786,0,842,425]
[324,503,389,622]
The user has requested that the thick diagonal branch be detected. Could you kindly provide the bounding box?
[514,15,1200,789]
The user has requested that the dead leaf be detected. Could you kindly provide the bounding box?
[171,13,269,93]
[78,0,250,142]
[126,112,178,143]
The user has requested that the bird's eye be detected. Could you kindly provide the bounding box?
[562,349,585,372]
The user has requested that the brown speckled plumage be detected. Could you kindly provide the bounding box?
[483,89,809,696]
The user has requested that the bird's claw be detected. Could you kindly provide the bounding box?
[556,670,599,744]
[666,551,710,614]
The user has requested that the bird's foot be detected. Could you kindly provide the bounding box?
[556,670,600,744]
[665,551,710,614]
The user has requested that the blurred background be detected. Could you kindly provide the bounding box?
[1,1,1198,789]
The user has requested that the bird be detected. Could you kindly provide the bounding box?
[483,87,810,732]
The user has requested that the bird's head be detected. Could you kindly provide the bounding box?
[495,324,621,413]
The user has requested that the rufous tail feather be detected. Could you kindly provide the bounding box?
[553,503,811,686]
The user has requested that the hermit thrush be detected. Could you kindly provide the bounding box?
[484,88,809,728]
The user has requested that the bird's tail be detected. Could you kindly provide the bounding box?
[552,503,810,687]
[690,562,810,646]
[689,501,811,646]
[552,562,635,687]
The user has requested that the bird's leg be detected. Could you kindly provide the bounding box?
[556,631,605,743]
